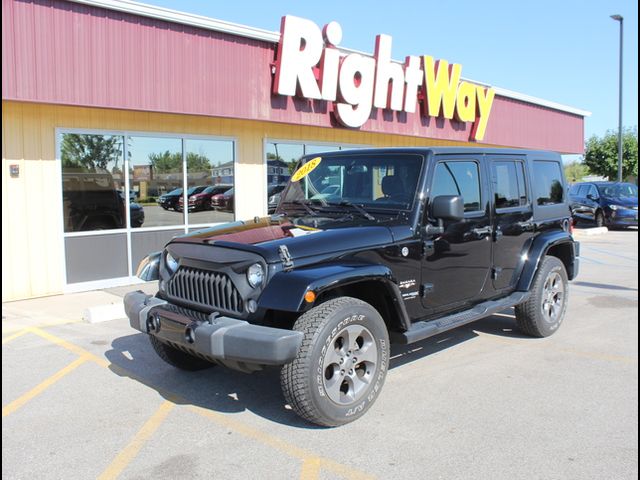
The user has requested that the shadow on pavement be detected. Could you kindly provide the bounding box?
[104,310,528,428]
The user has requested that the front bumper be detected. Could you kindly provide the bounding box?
[124,291,303,367]
[607,209,638,226]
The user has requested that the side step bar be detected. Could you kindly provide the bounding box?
[391,291,530,345]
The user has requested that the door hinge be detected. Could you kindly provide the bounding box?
[278,245,294,271]
[421,283,434,297]
[423,240,435,257]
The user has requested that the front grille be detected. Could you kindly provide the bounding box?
[166,267,243,314]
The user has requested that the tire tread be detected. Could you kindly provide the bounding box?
[280,297,370,426]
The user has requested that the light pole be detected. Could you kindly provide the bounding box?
[610,14,623,182]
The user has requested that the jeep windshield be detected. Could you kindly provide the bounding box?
[277,153,424,218]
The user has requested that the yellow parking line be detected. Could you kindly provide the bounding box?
[191,406,374,480]
[28,327,110,368]
[299,458,322,480]
[2,355,88,417]
[2,319,82,335]
[97,401,175,480]
[2,329,28,345]
[21,327,375,480]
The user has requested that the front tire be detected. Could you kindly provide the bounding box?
[149,336,215,371]
[281,297,389,427]
[595,210,605,228]
[515,256,569,337]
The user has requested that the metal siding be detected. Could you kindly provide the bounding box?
[3,0,584,153]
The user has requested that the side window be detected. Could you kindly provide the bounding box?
[492,161,528,209]
[577,185,590,197]
[569,184,580,196]
[431,161,481,212]
[588,185,599,199]
[533,161,564,206]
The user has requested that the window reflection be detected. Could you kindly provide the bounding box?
[128,136,182,227]
[186,139,235,224]
[61,133,126,232]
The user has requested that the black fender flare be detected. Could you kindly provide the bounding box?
[258,262,411,330]
[516,230,579,291]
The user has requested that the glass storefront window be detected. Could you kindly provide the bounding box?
[186,139,235,224]
[128,136,183,228]
[60,130,237,288]
[60,133,126,232]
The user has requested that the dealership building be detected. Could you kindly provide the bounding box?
[2,0,589,301]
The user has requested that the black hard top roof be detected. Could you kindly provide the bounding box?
[311,146,561,158]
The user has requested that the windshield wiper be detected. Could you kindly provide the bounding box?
[328,201,376,221]
[282,199,319,217]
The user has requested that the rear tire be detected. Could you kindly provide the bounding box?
[515,256,569,337]
[149,335,214,371]
[281,297,389,427]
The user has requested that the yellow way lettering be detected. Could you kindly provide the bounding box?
[422,56,462,119]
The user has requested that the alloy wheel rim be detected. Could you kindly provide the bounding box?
[321,324,378,405]
[541,271,565,324]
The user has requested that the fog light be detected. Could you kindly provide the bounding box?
[247,299,258,313]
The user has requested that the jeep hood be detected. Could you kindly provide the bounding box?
[170,216,395,263]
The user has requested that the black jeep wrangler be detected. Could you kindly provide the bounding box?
[124,148,579,426]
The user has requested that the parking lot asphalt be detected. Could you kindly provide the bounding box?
[2,229,638,480]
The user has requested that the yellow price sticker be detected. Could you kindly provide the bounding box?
[291,157,322,182]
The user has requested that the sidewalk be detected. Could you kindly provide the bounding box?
[2,282,157,333]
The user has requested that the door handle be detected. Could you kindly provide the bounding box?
[516,221,534,231]
[471,226,492,238]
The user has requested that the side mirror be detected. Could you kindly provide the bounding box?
[586,194,598,201]
[431,195,465,221]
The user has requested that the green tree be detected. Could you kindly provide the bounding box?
[584,127,638,180]
[148,151,212,173]
[148,151,182,173]
[564,160,590,183]
[187,152,212,172]
[61,134,121,172]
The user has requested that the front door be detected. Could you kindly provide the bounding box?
[421,158,492,313]
[490,157,535,291]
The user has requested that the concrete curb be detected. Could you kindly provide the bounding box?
[82,304,127,323]
[573,227,608,236]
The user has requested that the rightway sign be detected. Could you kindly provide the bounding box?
[273,15,495,141]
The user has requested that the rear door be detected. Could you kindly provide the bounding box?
[490,157,535,291]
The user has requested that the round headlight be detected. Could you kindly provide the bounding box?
[165,251,178,274]
[247,263,264,288]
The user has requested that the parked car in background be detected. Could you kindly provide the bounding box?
[569,181,638,228]
[210,187,234,212]
[267,184,287,214]
[63,172,144,231]
[178,184,233,212]
[157,188,183,211]
[175,186,210,212]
